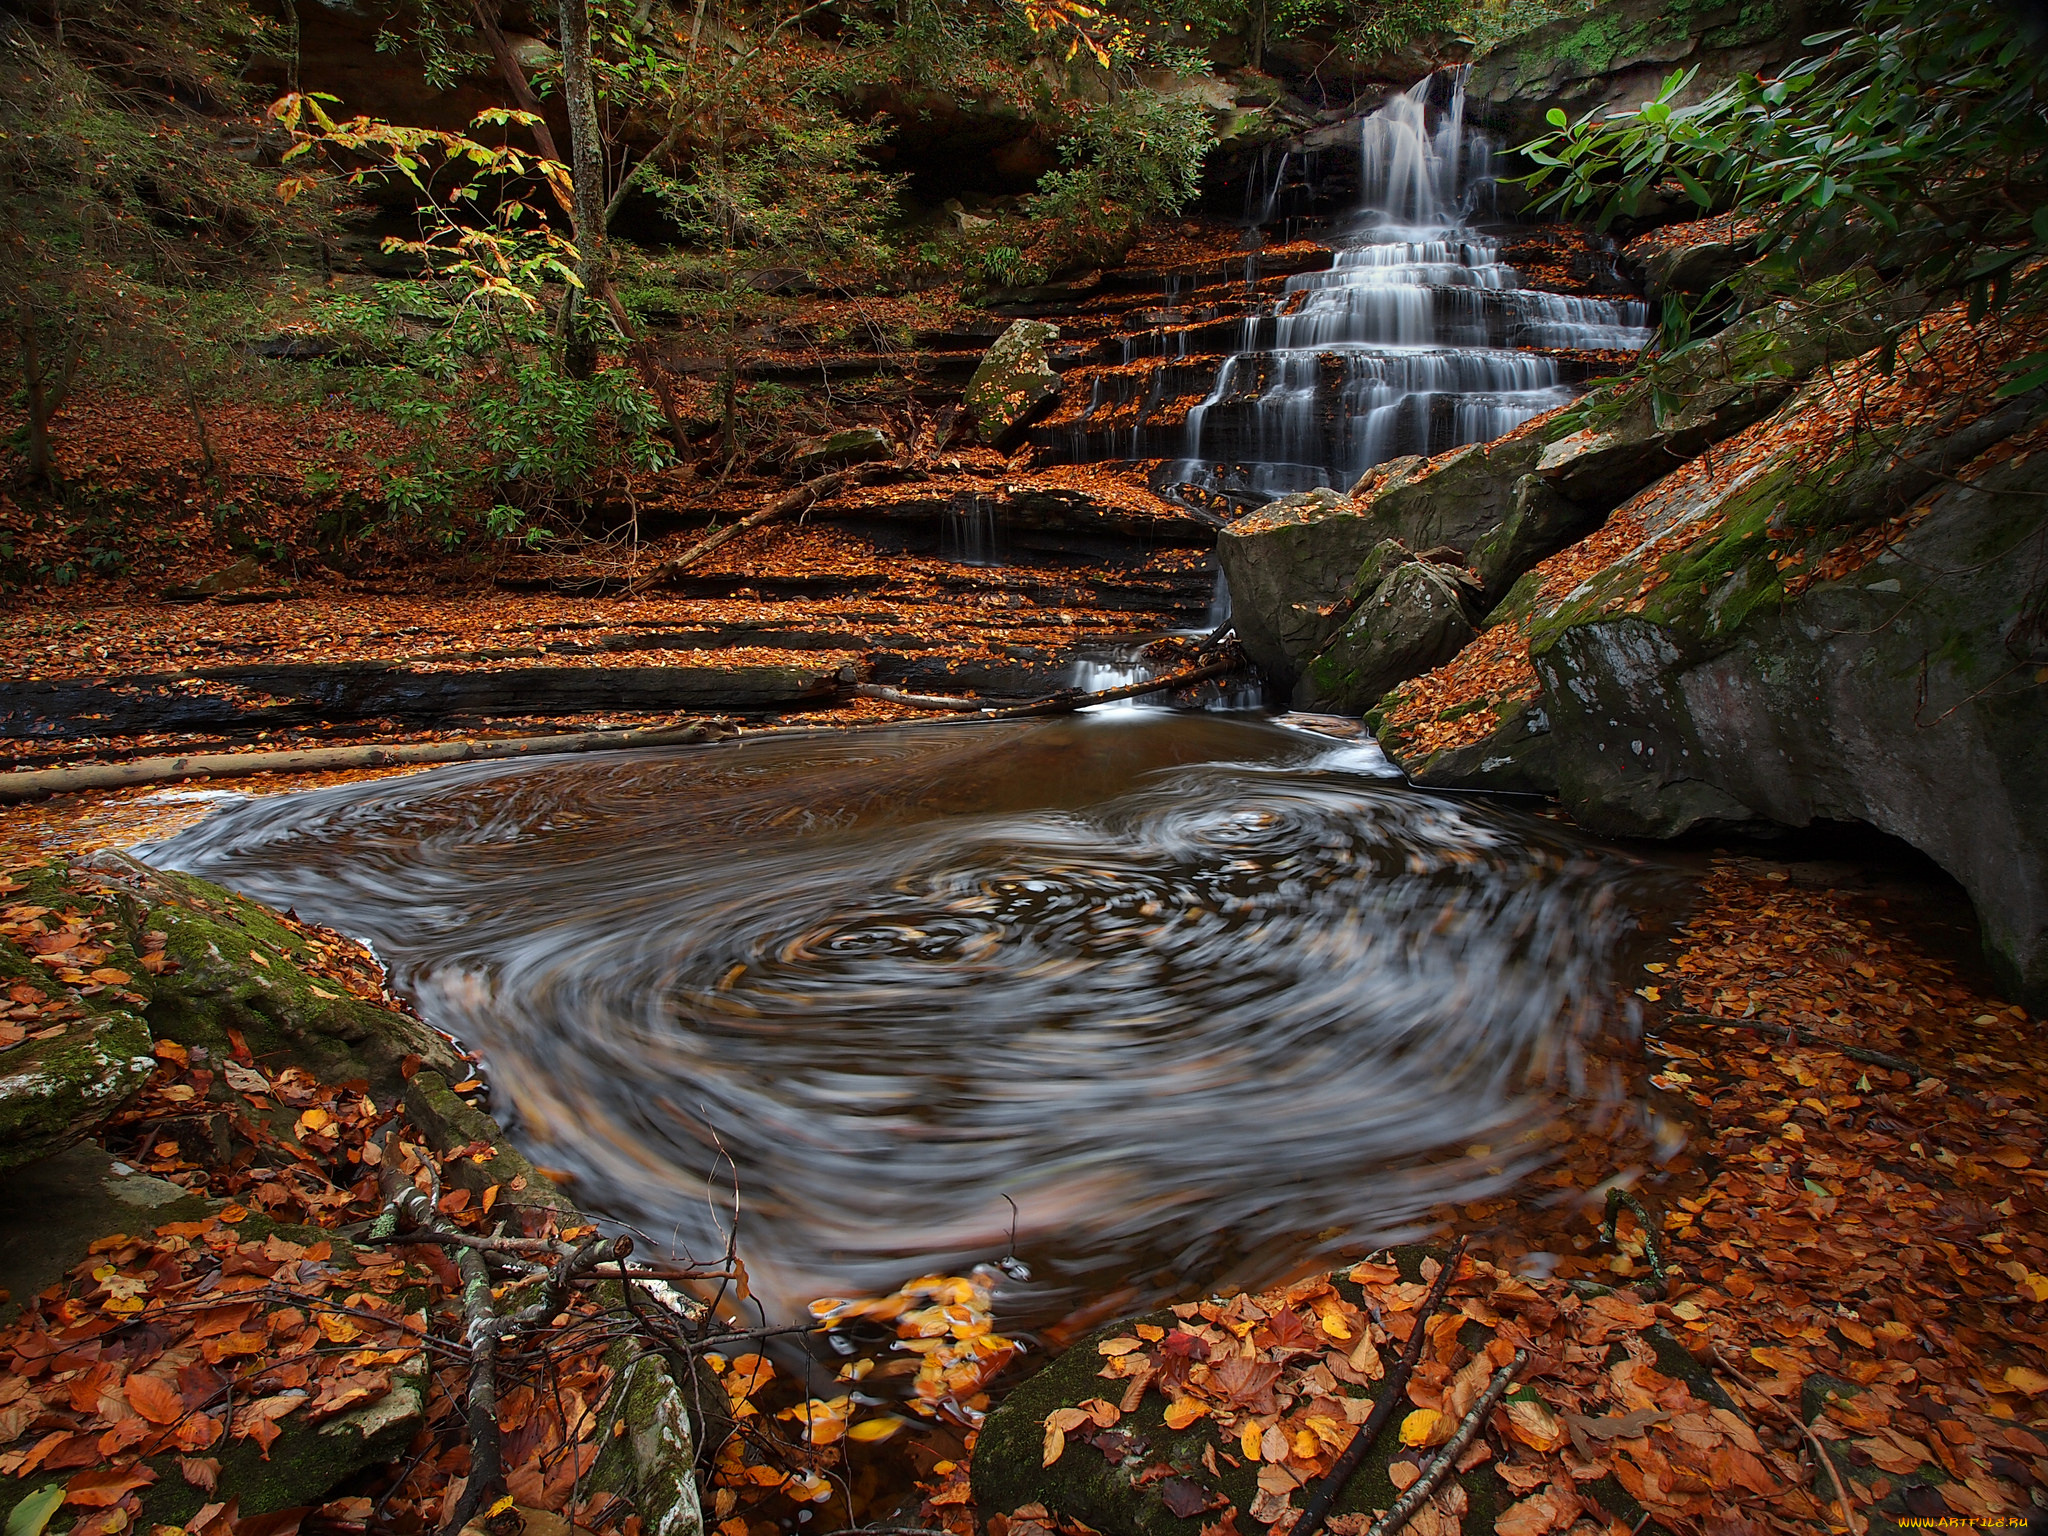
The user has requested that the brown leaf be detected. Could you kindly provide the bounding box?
[64,1463,159,1508]
[124,1372,184,1426]
[179,1456,222,1492]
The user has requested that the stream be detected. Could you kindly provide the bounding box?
[145,714,1659,1327]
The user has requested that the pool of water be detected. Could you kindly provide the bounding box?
[145,712,1662,1326]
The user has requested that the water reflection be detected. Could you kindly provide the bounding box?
[145,714,1657,1324]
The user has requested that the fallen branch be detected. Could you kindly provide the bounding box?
[1292,1238,1468,1536]
[0,723,719,805]
[855,683,987,713]
[976,659,1241,719]
[1669,1013,1922,1078]
[624,465,894,594]
[1710,1343,1864,1536]
[1362,1348,1527,1536]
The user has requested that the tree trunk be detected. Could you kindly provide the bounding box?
[557,0,607,381]
[17,301,80,488]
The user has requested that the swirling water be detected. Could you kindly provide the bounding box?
[147,714,1657,1325]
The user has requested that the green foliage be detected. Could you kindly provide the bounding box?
[298,283,676,549]
[1025,90,1217,272]
[1516,0,2048,376]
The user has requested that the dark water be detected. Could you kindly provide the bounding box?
[145,714,1657,1324]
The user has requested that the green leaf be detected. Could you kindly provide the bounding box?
[1547,107,1568,128]
[6,1487,66,1536]
[1994,352,2048,398]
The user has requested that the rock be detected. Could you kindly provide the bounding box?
[592,1352,707,1536]
[85,854,466,1097]
[1469,473,1604,596]
[0,1005,155,1173]
[1214,487,1384,687]
[0,1143,212,1324]
[0,856,470,1175]
[1416,372,2048,1006]
[163,555,268,602]
[1622,213,1760,300]
[1386,696,1558,797]
[1465,0,1850,150]
[404,1070,579,1215]
[970,1249,1517,1536]
[1297,561,1480,713]
[966,320,1064,447]
[788,427,894,471]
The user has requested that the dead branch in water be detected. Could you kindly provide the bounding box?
[856,657,1244,720]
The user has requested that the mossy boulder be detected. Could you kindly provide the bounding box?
[966,320,1063,448]
[1298,562,1481,713]
[1404,369,2048,1007]
[1465,0,1849,151]
[0,854,464,1172]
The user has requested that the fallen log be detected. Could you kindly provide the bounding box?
[855,683,988,713]
[0,722,722,805]
[624,463,896,595]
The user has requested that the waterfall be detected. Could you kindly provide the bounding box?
[941,494,1002,566]
[1148,69,1651,505]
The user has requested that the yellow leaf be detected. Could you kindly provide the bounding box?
[1241,1420,1264,1461]
[1043,1422,1068,1467]
[848,1418,904,1442]
[2005,1366,2048,1396]
[1398,1409,1442,1448]
[1503,1398,1566,1453]
[1163,1400,1207,1430]
[1097,1337,1143,1357]
[318,1311,363,1343]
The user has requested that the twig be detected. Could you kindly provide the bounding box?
[1362,1349,1528,1536]
[1669,1013,1922,1078]
[1709,1343,1863,1536]
[1292,1239,1469,1536]
[1600,1188,1671,1297]
[442,1243,506,1535]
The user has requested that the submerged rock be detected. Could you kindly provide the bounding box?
[967,320,1064,447]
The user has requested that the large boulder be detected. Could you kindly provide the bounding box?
[967,320,1064,447]
[1464,0,1850,151]
[1394,358,2048,1008]
[0,856,465,1173]
[1297,561,1481,713]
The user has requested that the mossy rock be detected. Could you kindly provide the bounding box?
[1,863,161,1170]
[966,320,1062,448]
[971,1248,1512,1536]
[86,852,465,1097]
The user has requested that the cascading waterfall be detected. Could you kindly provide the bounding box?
[1145,70,1651,504]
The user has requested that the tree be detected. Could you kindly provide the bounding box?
[556,0,609,379]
